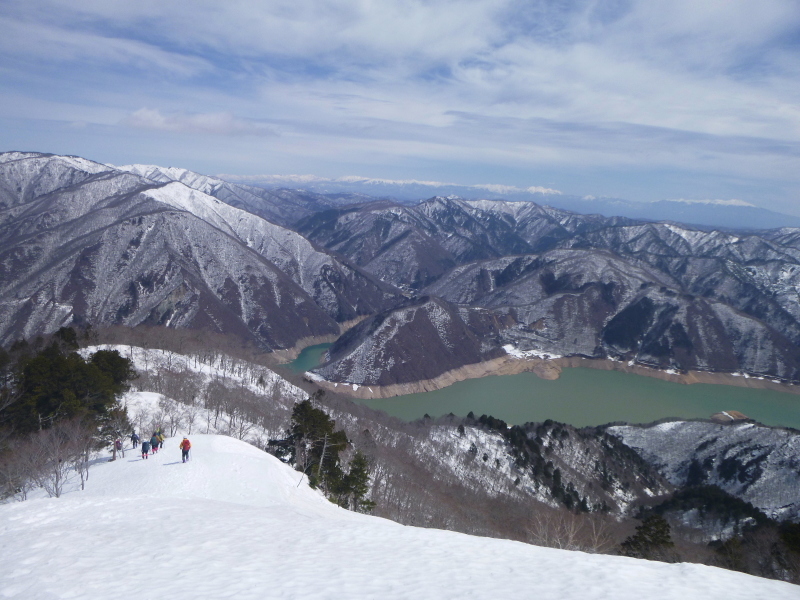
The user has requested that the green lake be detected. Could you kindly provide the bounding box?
[288,344,800,429]
[286,343,333,374]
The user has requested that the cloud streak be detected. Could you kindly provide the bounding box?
[122,108,275,137]
[217,173,562,195]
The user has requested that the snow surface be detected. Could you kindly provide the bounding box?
[503,343,562,360]
[1,435,796,599]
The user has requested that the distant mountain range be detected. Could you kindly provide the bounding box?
[224,175,800,231]
[4,151,800,388]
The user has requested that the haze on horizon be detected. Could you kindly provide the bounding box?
[1,1,799,215]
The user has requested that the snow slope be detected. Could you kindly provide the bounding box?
[1,436,796,599]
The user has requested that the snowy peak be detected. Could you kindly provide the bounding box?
[116,163,224,195]
[0,151,112,175]
[0,152,115,209]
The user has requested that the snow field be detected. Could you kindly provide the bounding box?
[1,434,797,599]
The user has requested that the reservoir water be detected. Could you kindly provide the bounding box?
[288,344,800,429]
[286,344,332,374]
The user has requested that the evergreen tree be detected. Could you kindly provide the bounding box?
[1,333,135,435]
[284,398,348,491]
[338,451,375,513]
[620,514,679,562]
[271,398,376,512]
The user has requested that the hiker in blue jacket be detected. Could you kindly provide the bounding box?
[141,440,151,459]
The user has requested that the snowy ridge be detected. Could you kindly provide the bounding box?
[1,433,794,598]
[116,163,225,194]
[140,181,392,319]
[88,344,306,403]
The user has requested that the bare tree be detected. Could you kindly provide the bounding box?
[132,408,151,440]
[528,508,615,553]
[0,437,41,501]
[159,396,184,437]
[31,423,83,498]
[182,402,200,435]
[62,418,96,491]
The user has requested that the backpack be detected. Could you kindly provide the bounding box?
[182,439,191,450]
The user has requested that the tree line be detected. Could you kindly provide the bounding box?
[0,327,136,499]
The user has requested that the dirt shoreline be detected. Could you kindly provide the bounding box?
[310,354,800,399]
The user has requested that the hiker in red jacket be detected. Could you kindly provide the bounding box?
[179,437,191,463]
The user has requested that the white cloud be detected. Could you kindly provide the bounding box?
[0,15,209,77]
[217,173,561,195]
[666,198,756,207]
[472,183,561,195]
[122,108,275,137]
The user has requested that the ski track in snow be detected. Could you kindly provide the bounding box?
[1,435,797,599]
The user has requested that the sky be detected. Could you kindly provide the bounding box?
[2,1,800,214]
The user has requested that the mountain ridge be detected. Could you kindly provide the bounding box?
[3,432,793,599]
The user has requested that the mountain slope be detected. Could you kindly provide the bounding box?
[116,162,352,227]
[608,420,800,521]
[0,153,399,349]
[299,196,800,386]
[1,434,794,600]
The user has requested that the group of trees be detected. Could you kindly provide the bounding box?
[270,396,374,513]
[0,328,136,500]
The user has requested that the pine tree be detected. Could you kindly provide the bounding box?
[2,335,135,435]
[340,451,375,513]
[620,514,679,562]
[283,399,348,492]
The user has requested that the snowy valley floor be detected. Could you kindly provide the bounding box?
[1,434,798,600]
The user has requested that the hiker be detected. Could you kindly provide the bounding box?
[150,433,160,454]
[157,430,165,449]
[179,437,191,463]
[141,439,151,459]
[114,438,122,452]
[131,432,139,448]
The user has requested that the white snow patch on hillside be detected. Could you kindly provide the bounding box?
[503,344,562,360]
[85,344,305,403]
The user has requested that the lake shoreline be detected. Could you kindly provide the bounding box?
[309,354,800,399]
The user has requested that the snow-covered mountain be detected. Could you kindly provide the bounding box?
[300,196,800,386]
[608,420,800,521]
[2,433,794,599]
[6,151,800,389]
[116,162,365,227]
[0,153,399,349]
